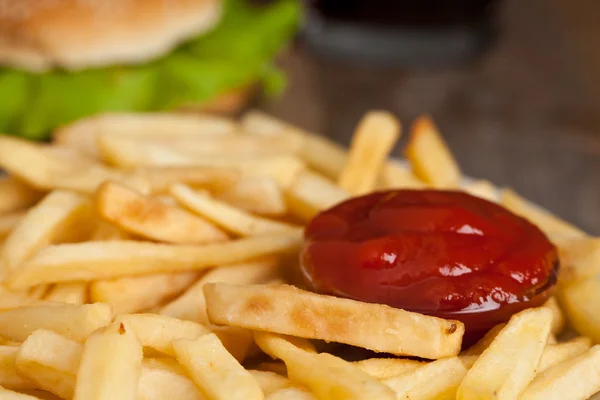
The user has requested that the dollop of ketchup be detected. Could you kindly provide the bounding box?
[301,190,558,343]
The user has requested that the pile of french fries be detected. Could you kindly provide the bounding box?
[0,110,599,400]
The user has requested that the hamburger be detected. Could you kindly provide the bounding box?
[0,0,301,140]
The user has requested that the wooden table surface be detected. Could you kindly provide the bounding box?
[259,0,600,235]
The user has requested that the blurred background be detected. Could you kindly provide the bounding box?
[259,0,600,234]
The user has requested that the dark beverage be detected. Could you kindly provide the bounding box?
[303,0,500,66]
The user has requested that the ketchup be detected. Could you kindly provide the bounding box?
[301,190,558,343]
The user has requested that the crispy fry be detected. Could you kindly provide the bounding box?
[0,346,33,390]
[405,116,461,188]
[353,358,425,380]
[139,166,239,193]
[501,188,586,238]
[520,345,600,400]
[173,333,263,400]
[378,161,426,190]
[97,182,227,244]
[338,111,401,195]
[0,177,42,215]
[0,303,112,342]
[74,322,142,400]
[2,190,92,276]
[160,258,280,324]
[457,307,553,400]
[218,177,287,217]
[171,185,301,237]
[90,272,198,315]
[254,332,395,400]
[7,233,301,288]
[137,358,203,400]
[44,283,87,305]
[285,171,349,221]
[205,283,464,359]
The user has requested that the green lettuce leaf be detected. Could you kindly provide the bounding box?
[0,0,301,140]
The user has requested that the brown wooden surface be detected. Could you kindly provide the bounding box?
[259,0,600,235]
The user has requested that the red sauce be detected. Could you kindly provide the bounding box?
[301,190,558,343]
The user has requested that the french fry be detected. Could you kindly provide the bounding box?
[561,277,600,342]
[96,182,228,244]
[520,345,600,400]
[378,161,426,190]
[205,284,463,359]
[55,112,238,159]
[114,314,209,356]
[0,213,23,242]
[463,179,498,202]
[249,370,296,396]
[557,237,600,283]
[338,111,401,195]
[255,361,288,376]
[353,358,425,380]
[160,258,281,324]
[383,357,468,400]
[239,156,305,189]
[218,177,287,217]
[139,166,239,193]
[0,137,149,195]
[501,189,586,238]
[7,233,301,288]
[44,283,87,305]
[137,358,204,400]
[171,185,301,237]
[0,303,112,342]
[172,333,263,400]
[285,171,350,221]
[0,387,42,399]
[0,288,38,310]
[15,330,82,399]
[254,332,395,400]
[405,116,461,188]
[0,346,33,390]
[0,177,42,215]
[538,337,592,374]
[90,272,198,315]
[266,387,317,400]
[544,297,565,335]
[74,322,143,400]
[2,190,92,276]
[462,323,506,356]
[457,307,553,400]
[90,222,130,241]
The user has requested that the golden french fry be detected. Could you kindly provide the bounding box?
[0,387,42,399]
[206,284,463,359]
[463,179,498,202]
[160,258,280,324]
[0,177,42,215]
[457,307,553,400]
[266,387,316,400]
[15,329,81,399]
[0,346,33,390]
[139,166,240,193]
[211,326,255,364]
[0,288,39,310]
[218,177,287,217]
[90,272,198,315]
[254,332,395,400]
[96,182,228,244]
[383,357,468,400]
[114,314,209,356]
[7,233,301,288]
[43,283,87,305]
[137,358,204,400]
[405,116,461,188]
[520,345,600,400]
[74,322,142,400]
[171,185,301,237]
[285,171,350,221]
[0,303,112,342]
[0,213,24,242]
[55,112,238,159]
[538,337,592,374]
[338,111,401,195]
[249,370,296,396]
[561,277,600,342]
[2,190,92,276]
[501,189,585,238]
[462,323,506,356]
[378,161,426,190]
[90,222,130,241]
[557,237,600,284]
[353,358,425,380]
[544,297,565,335]
[172,333,263,400]
[0,137,149,195]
